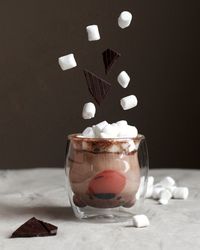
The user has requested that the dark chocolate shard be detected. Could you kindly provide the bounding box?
[84,70,111,105]
[38,220,57,235]
[11,217,57,238]
[102,48,121,74]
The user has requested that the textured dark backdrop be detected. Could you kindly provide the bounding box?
[0,0,199,168]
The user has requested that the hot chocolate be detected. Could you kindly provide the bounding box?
[67,134,143,209]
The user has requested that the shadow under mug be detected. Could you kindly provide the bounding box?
[65,134,149,223]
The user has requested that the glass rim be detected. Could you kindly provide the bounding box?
[68,133,145,142]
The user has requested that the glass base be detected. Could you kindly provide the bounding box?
[72,205,136,223]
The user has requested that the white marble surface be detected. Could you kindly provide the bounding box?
[0,168,200,250]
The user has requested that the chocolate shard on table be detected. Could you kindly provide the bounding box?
[83,70,111,105]
[11,217,57,238]
[102,48,121,74]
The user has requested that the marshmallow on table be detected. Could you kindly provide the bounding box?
[152,186,165,200]
[117,71,130,88]
[158,189,172,205]
[147,176,154,186]
[132,215,150,228]
[145,176,154,198]
[82,102,96,119]
[58,53,77,71]
[82,127,95,138]
[136,176,145,200]
[158,176,176,187]
[118,11,132,29]
[120,95,138,110]
[86,25,100,41]
[173,187,189,199]
[166,186,177,194]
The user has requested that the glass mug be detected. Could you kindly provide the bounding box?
[65,134,149,222]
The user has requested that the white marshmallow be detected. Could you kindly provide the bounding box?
[120,95,138,110]
[132,214,150,228]
[159,199,169,205]
[82,102,96,119]
[82,141,88,150]
[82,127,95,138]
[116,120,128,126]
[152,186,165,200]
[99,132,117,139]
[147,176,154,186]
[99,132,110,138]
[146,186,153,198]
[117,71,130,88]
[58,53,77,71]
[111,123,121,134]
[92,121,108,136]
[145,176,154,198]
[158,189,172,205]
[166,186,177,194]
[158,176,176,187]
[102,124,119,138]
[108,144,120,153]
[136,176,145,200]
[127,140,136,152]
[86,25,100,41]
[118,125,138,138]
[121,140,136,153]
[118,11,133,29]
[173,187,189,199]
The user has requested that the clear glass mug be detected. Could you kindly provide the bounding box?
[65,134,149,222]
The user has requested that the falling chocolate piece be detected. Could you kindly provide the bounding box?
[102,48,121,74]
[84,70,111,105]
[11,217,57,238]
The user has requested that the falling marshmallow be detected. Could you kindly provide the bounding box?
[120,95,138,110]
[173,187,189,200]
[118,11,133,29]
[158,189,172,205]
[58,53,77,71]
[82,102,96,119]
[117,71,130,88]
[132,215,150,228]
[86,25,100,41]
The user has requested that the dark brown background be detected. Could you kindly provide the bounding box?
[0,0,199,169]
